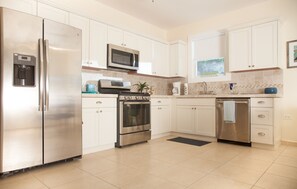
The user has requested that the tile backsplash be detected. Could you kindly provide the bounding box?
[82,69,283,95]
[82,69,185,95]
[186,69,283,95]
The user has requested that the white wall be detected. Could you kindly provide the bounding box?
[40,0,167,41]
[168,0,297,143]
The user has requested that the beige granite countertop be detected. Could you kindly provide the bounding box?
[83,93,281,98]
[82,94,118,98]
[151,94,282,98]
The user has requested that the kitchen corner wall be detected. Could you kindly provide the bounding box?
[167,0,297,142]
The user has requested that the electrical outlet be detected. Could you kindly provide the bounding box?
[283,114,292,120]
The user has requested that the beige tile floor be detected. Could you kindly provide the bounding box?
[1,135,297,189]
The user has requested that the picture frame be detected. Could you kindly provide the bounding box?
[287,40,297,68]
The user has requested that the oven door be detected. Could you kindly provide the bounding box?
[119,101,151,134]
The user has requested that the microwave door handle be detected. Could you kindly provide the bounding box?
[133,53,136,67]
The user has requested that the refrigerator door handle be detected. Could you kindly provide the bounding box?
[38,38,44,111]
[44,39,50,111]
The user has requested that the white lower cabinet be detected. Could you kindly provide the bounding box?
[151,98,171,136]
[82,98,116,154]
[176,106,196,133]
[176,98,216,137]
[251,98,281,145]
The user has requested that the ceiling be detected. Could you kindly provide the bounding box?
[95,0,268,30]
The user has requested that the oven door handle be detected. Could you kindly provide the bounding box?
[122,101,150,105]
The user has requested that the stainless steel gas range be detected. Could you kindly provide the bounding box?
[98,80,151,147]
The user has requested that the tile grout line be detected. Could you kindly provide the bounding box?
[250,144,289,188]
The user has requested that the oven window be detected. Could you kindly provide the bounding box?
[123,103,150,127]
[112,49,133,66]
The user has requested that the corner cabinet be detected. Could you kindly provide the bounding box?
[151,98,171,137]
[169,41,187,77]
[152,41,169,77]
[229,21,278,72]
[82,97,117,154]
[175,98,216,137]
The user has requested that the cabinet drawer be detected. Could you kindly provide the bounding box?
[251,108,273,125]
[82,98,116,108]
[251,125,273,145]
[251,98,273,108]
[151,98,171,106]
[176,98,215,106]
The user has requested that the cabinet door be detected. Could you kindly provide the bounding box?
[196,106,216,137]
[37,3,68,24]
[82,108,99,150]
[176,106,195,134]
[170,42,187,77]
[229,27,251,72]
[0,0,37,15]
[151,106,171,135]
[252,21,278,69]
[124,32,139,50]
[107,26,123,46]
[137,37,153,75]
[153,41,169,76]
[98,107,116,145]
[89,20,108,69]
[69,13,90,66]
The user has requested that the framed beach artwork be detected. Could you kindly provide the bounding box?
[287,40,297,68]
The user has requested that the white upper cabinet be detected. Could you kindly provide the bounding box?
[252,21,278,69]
[0,0,37,15]
[37,3,68,24]
[229,21,278,72]
[89,20,108,69]
[107,26,139,50]
[69,13,90,66]
[70,14,108,68]
[152,41,169,77]
[229,27,251,72]
[137,37,153,75]
[169,41,187,77]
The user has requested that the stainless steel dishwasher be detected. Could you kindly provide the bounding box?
[216,98,251,145]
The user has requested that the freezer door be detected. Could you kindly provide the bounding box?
[43,19,82,164]
[0,8,43,173]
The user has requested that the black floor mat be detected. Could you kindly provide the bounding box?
[167,137,211,146]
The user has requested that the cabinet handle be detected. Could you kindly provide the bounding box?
[257,101,265,104]
[252,65,255,67]
[158,107,162,110]
[248,65,251,68]
[258,132,266,136]
[100,110,102,113]
[96,101,102,104]
[258,114,265,118]
[158,100,161,103]
[96,110,99,113]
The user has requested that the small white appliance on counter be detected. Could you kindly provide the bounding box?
[172,82,181,95]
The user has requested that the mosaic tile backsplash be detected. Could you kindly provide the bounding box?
[82,69,283,95]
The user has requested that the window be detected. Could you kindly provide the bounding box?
[188,31,230,82]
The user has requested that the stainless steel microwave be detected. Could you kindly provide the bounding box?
[107,44,139,71]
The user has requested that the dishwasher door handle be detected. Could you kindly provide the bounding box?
[216,101,248,104]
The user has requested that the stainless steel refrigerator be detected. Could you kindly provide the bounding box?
[0,8,82,173]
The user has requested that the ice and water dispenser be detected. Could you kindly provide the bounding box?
[13,53,36,87]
